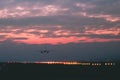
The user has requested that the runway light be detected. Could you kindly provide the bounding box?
[34,61,91,65]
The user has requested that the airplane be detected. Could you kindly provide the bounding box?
[40,49,50,54]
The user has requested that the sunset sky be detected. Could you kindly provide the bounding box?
[0,0,120,62]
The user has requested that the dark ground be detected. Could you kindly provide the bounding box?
[0,62,120,80]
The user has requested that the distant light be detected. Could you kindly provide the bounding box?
[105,63,115,66]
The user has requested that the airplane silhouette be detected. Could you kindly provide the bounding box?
[40,49,50,54]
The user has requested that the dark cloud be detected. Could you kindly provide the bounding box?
[87,34,120,39]
[0,15,119,28]
[11,37,28,40]
[84,0,120,16]
[0,0,120,28]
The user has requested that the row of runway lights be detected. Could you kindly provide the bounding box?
[35,62,115,66]
[7,61,116,66]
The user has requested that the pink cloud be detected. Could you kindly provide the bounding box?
[75,12,120,22]
[0,26,120,45]
[75,2,95,10]
[0,9,8,18]
[0,5,69,18]
[13,36,120,45]
[85,27,120,36]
